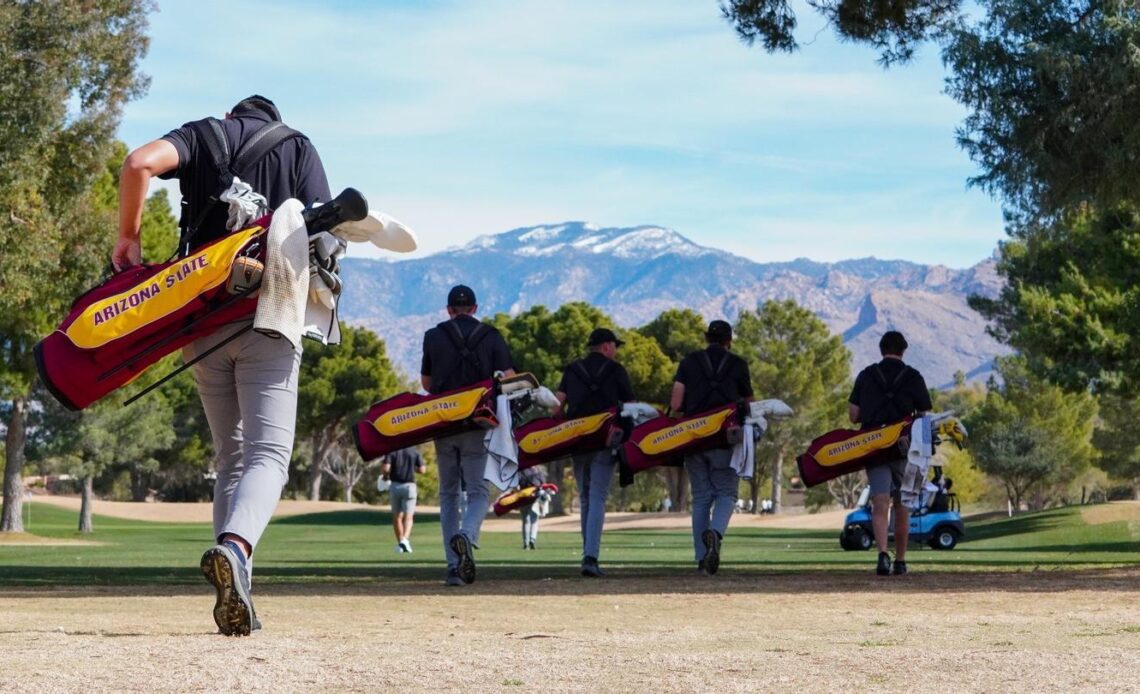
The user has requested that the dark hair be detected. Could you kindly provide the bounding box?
[231,94,281,121]
[705,320,733,345]
[879,330,908,355]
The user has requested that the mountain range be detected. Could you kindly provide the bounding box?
[337,222,1010,388]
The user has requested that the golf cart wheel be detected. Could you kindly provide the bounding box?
[845,525,873,551]
[930,527,959,550]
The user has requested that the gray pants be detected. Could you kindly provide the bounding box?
[522,506,539,545]
[186,321,301,554]
[684,448,737,561]
[390,482,417,514]
[572,449,615,560]
[434,429,491,569]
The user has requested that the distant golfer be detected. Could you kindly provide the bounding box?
[382,446,426,553]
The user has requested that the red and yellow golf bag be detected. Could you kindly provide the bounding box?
[492,483,559,516]
[34,220,269,411]
[795,417,914,487]
[618,403,744,485]
[353,380,498,461]
[512,408,623,470]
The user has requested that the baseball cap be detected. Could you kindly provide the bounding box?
[447,284,477,307]
[587,327,625,347]
[705,320,733,342]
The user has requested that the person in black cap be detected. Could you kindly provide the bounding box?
[113,94,330,636]
[421,284,514,586]
[669,319,753,576]
[848,330,931,577]
[555,327,635,577]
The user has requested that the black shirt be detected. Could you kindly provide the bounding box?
[385,447,424,484]
[421,314,513,394]
[849,358,933,428]
[557,352,635,418]
[674,345,753,414]
[160,111,332,249]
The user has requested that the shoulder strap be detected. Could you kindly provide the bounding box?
[191,118,230,174]
[230,121,303,179]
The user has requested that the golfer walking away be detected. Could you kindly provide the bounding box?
[114,95,331,635]
[517,465,550,550]
[556,327,634,578]
[421,284,514,586]
[382,446,426,553]
[848,330,932,576]
[670,320,753,576]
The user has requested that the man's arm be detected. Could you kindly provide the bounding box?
[380,462,391,480]
[848,403,861,424]
[421,374,432,392]
[669,382,685,416]
[554,390,567,417]
[115,139,179,271]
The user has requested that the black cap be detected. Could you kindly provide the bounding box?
[587,327,624,347]
[706,320,733,342]
[447,284,477,307]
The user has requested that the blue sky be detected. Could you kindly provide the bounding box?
[118,1,1006,267]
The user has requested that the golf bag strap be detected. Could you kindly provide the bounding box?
[436,321,492,390]
[872,364,913,401]
[568,358,614,416]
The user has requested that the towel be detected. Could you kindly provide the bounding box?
[901,414,935,506]
[483,394,519,490]
[253,199,310,348]
[729,422,756,479]
[621,402,659,426]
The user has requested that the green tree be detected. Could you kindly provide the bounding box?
[297,326,402,500]
[734,299,852,513]
[970,205,1140,395]
[1092,395,1140,499]
[967,356,1098,510]
[0,1,152,531]
[638,308,707,363]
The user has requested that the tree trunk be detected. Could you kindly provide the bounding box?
[2,396,28,533]
[79,476,94,533]
[549,459,566,515]
[771,451,784,514]
[664,467,689,512]
[344,484,353,503]
[309,432,325,501]
[130,465,148,502]
[748,476,761,514]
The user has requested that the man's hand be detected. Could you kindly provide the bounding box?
[112,236,142,272]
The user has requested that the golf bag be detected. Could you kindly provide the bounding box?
[795,417,914,488]
[34,222,269,411]
[618,402,744,485]
[353,380,498,461]
[513,408,623,470]
[492,483,559,516]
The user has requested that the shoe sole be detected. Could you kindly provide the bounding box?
[200,548,252,637]
[450,535,476,584]
[701,530,721,575]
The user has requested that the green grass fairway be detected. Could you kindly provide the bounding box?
[1,501,1137,587]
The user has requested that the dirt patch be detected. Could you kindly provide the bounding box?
[2,570,1138,692]
[0,533,103,547]
[29,496,381,524]
[1080,501,1140,526]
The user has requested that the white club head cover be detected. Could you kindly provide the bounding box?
[531,386,560,410]
[621,402,660,425]
[332,211,418,253]
[750,399,795,420]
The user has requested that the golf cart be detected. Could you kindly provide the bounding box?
[838,468,965,551]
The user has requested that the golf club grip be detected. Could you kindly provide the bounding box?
[302,187,369,233]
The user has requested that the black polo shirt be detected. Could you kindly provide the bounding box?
[557,352,635,418]
[160,110,332,249]
[385,448,424,484]
[674,345,753,414]
[421,314,513,394]
[848,358,933,428]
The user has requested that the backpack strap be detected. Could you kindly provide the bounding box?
[690,350,734,413]
[567,359,616,416]
[178,118,303,255]
[435,321,493,390]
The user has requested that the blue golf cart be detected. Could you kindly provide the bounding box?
[838,472,965,551]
